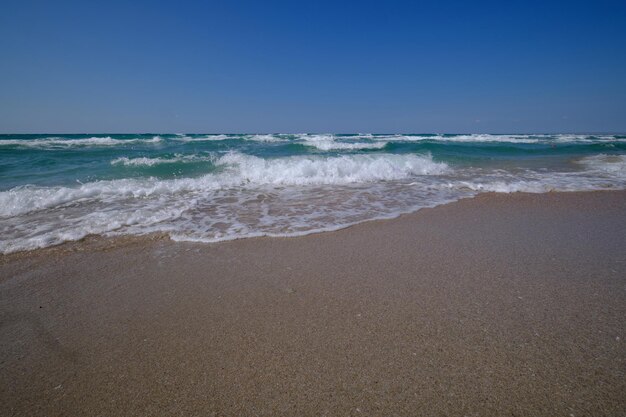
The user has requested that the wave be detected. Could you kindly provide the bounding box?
[218,152,447,185]
[576,154,626,175]
[306,141,388,151]
[243,133,411,145]
[2,143,625,254]
[5,150,626,221]
[111,154,216,167]
[244,134,291,142]
[2,134,623,149]
[0,136,163,148]
[299,134,388,151]
[231,133,626,145]
[0,153,447,218]
[367,134,626,144]
[384,134,539,144]
[174,134,231,142]
[436,134,539,143]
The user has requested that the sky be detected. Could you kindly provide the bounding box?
[1,0,625,133]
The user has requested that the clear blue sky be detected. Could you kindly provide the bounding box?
[1,0,625,133]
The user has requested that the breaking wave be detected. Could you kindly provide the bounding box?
[1,132,625,254]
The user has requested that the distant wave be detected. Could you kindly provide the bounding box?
[299,134,388,150]
[0,136,162,148]
[245,134,289,142]
[3,133,622,149]
[238,133,626,145]
[111,154,215,167]
[376,134,626,144]
[174,135,231,142]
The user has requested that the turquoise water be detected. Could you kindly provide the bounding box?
[1,133,625,253]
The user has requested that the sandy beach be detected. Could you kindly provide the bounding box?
[1,190,625,416]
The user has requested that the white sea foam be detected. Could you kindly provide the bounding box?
[3,133,621,149]
[175,134,230,142]
[0,153,447,218]
[0,152,452,253]
[218,152,448,184]
[2,149,626,254]
[111,154,215,166]
[576,154,626,175]
[323,133,626,144]
[300,134,388,151]
[0,136,162,148]
[245,134,289,142]
[369,134,626,144]
[381,134,540,143]
[441,134,540,143]
[309,141,388,150]
[447,160,626,193]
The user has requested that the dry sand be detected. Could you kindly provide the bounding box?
[1,191,625,416]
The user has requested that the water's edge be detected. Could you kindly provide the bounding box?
[3,189,622,262]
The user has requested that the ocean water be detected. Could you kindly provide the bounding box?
[1,133,625,254]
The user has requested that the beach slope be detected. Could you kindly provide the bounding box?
[1,191,625,416]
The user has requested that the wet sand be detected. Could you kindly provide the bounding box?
[1,191,625,416]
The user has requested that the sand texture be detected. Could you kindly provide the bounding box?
[1,191,625,416]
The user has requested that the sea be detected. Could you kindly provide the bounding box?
[1,133,625,254]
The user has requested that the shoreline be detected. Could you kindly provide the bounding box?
[0,189,622,262]
[1,190,625,416]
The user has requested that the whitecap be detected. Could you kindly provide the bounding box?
[0,136,162,148]
[111,154,215,167]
